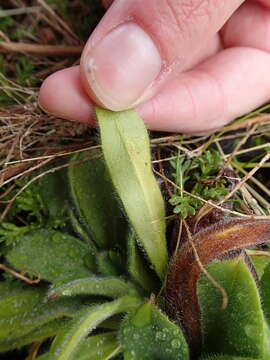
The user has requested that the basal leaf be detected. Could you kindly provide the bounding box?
[48,276,140,299]
[69,207,96,250]
[39,164,68,220]
[260,262,270,326]
[6,229,94,285]
[0,296,84,340]
[96,250,124,276]
[127,230,159,293]
[48,296,142,360]
[0,286,45,320]
[120,302,189,360]
[0,318,69,352]
[38,332,120,360]
[97,108,168,279]
[68,150,128,250]
[198,257,270,358]
[71,332,120,360]
[202,356,258,360]
[250,255,270,280]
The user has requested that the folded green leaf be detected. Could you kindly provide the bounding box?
[38,332,120,360]
[39,165,69,220]
[201,356,258,360]
[48,296,142,360]
[198,257,270,358]
[0,296,85,340]
[7,229,94,285]
[127,230,159,293]
[120,302,189,360]
[251,255,270,280]
[69,207,97,250]
[48,276,140,299]
[97,108,168,279]
[260,262,270,327]
[70,332,120,360]
[68,150,128,250]
[96,250,124,276]
[0,318,69,352]
[0,286,45,320]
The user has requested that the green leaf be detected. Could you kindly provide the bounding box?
[127,230,159,293]
[38,332,120,360]
[97,108,168,279]
[202,356,258,360]
[38,164,69,224]
[0,318,69,352]
[48,296,142,360]
[48,276,140,299]
[69,208,96,249]
[198,257,270,358]
[260,262,270,326]
[250,255,270,279]
[6,229,94,285]
[71,332,120,360]
[68,150,128,249]
[0,296,84,340]
[120,302,189,360]
[96,250,124,276]
[0,285,45,320]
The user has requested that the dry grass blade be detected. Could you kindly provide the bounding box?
[0,42,83,56]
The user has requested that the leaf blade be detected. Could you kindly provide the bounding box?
[97,108,168,279]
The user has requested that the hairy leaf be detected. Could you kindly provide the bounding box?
[0,296,84,340]
[48,276,140,299]
[127,230,159,293]
[202,357,258,360]
[166,218,270,353]
[260,262,270,326]
[199,257,270,358]
[96,250,124,276]
[7,229,94,284]
[120,302,189,360]
[48,296,142,360]
[97,108,168,279]
[0,286,45,320]
[37,332,120,360]
[71,332,120,360]
[0,318,69,352]
[68,150,128,249]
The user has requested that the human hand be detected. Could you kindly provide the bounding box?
[39,0,270,133]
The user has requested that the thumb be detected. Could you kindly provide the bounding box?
[80,0,245,111]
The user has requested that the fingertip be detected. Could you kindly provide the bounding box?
[39,66,95,124]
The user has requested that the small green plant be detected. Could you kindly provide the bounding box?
[169,150,229,218]
[0,176,67,246]
[0,109,270,360]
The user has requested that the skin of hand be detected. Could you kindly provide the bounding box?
[39,0,270,133]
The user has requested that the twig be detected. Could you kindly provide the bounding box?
[233,161,270,199]
[37,0,79,43]
[0,42,83,56]
[0,264,40,284]
[246,250,270,257]
[0,6,41,17]
[153,168,270,219]
[216,124,258,180]
[0,154,102,222]
[218,151,270,207]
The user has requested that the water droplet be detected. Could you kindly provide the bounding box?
[244,324,257,338]
[171,339,181,349]
[156,331,166,340]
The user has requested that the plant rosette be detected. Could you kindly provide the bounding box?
[0,109,270,360]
